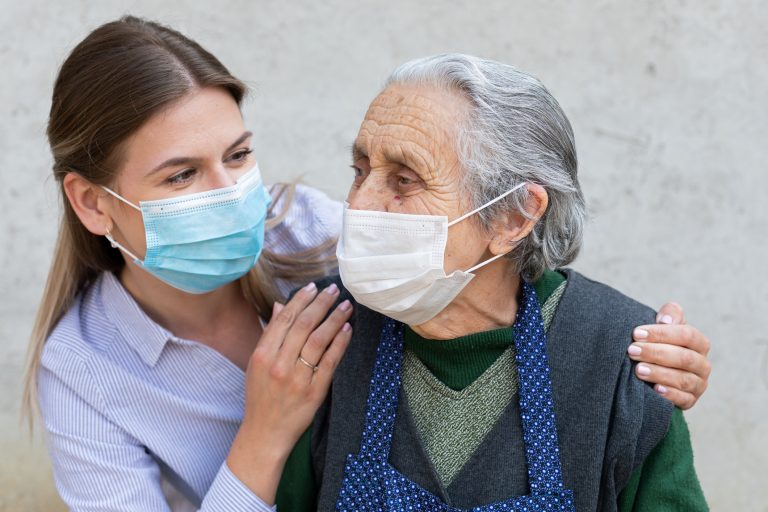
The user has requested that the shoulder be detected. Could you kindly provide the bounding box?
[291,183,343,231]
[555,270,662,397]
[42,283,107,367]
[552,269,660,361]
[40,277,116,408]
[558,269,657,325]
[555,270,674,483]
[313,274,345,294]
[264,183,342,255]
[547,269,660,373]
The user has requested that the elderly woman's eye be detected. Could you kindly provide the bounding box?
[398,176,414,185]
[350,165,363,177]
[167,168,196,185]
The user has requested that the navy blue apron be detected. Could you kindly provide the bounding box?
[335,281,576,511]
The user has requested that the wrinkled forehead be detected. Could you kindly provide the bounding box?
[353,84,472,185]
[369,83,468,119]
[356,84,470,154]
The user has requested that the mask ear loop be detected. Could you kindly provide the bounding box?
[465,251,508,273]
[452,182,529,274]
[104,226,141,262]
[101,187,142,262]
[465,232,527,273]
[447,181,527,227]
[101,186,141,211]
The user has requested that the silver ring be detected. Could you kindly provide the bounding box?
[298,356,319,372]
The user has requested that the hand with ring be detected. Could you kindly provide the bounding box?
[298,355,320,372]
[227,281,353,504]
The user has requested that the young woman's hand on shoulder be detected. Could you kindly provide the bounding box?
[227,281,352,504]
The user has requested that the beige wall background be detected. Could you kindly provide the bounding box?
[1,0,766,510]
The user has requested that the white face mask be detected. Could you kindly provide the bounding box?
[336,182,527,325]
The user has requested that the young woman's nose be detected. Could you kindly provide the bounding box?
[207,166,238,189]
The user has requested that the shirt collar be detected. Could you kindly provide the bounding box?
[99,271,173,367]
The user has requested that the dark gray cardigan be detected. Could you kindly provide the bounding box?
[308,270,673,511]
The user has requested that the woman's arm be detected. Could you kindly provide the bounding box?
[617,409,708,511]
[39,359,273,512]
[629,303,712,410]
[226,281,352,505]
[39,283,352,511]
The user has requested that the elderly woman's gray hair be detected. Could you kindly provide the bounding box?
[385,53,586,281]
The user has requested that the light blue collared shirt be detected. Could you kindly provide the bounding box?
[38,185,341,511]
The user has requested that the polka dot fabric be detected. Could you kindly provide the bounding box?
[335,281,575,511]
[514,281,568,496]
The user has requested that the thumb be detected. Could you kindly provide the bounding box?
[656,302,686,325]
[272,301,285,319]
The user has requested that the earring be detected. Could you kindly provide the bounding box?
[105,226,117,248]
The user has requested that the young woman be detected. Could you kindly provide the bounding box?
[24,17,712,511]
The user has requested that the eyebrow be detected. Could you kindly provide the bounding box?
[351,141,368,162]
[146,131,253,176]
[383,144,431,178]
[350,140,432,179]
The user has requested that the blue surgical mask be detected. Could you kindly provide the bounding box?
[102,164,271,294]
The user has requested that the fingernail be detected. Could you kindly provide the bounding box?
[633,328,649,340]
[627,344,642,356]
[304,282,317,292]
[636,364,651,376]
[342,322,352,332]
[656,385,668,394]
[659,314,674,325]
[325,283,339,295]
[339,300,352,312]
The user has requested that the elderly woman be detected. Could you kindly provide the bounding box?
[277,54,707,511]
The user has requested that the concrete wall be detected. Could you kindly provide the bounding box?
[1,0,765,510]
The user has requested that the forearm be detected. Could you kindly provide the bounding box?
[201,460,278,511]
[225,422,292,506]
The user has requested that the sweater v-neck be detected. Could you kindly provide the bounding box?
[403,270,565,390]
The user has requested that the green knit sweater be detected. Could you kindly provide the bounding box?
[275,271,707,510]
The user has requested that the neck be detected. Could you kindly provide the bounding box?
[118,263,260,348]
[410,258,521,340]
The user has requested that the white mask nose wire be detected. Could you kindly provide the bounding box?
[447,181,528,228]
[101,186,142,212]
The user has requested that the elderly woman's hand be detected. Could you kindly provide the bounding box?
[627,302,711,410]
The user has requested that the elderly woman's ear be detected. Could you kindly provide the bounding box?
[488,183,548,256]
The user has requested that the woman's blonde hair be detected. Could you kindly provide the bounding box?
[22,16,336,429]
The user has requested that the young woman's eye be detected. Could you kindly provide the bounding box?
[229,148,253,162]
[167,168,197,185]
